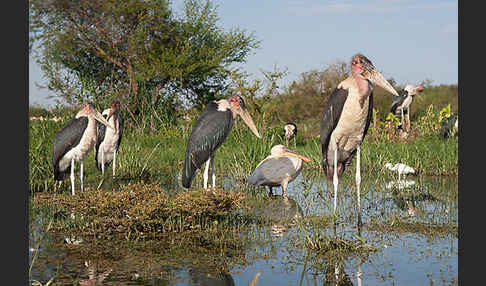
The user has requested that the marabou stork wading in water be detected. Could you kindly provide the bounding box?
[247,144,311,197]
[95,100,124,179]
[390,84,424,132]
[52,102,114,195]
[182,94,261,189]
[320,54,399,225]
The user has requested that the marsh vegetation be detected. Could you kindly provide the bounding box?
[29,89,457,285]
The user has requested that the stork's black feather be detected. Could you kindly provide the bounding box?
[390,89,408,115]
[116,112,124,150]
[320,88,348,179]
[182,101,233,188]
[95,115,107,165]
[320,88,374,180]
[52,117,88,180]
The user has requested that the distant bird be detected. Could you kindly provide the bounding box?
[440,113,458,138]
[385,179,416,190]
[384,162,415,182]
[283,122,297,145]
[320,53,399,223]
[95,100,124,178]
[182,94,261,189]
[247,144,312,197]
[390,84,425,131]
[52,102,114,195]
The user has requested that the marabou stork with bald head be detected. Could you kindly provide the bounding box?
[283,122,297,146]
[247,144,311,197]
[95,100,124,178]
[390,84,424,131]
[182,94,261,189]
[320,53,399,223]
[52,102,114,195]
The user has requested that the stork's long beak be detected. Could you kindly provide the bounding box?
[281,149,312,162]
[237,108,261,139]
[367,69,399,96]
[92,109,115,130]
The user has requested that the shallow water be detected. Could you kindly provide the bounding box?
[29,172,458,285]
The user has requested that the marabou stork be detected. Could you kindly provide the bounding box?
[320,53,399,222]
[52,102,114,195]
[390,84,424,131]
[283,122,297,146]
[182,94,261,189]
[95,100,124,178]
[247,144,312,197]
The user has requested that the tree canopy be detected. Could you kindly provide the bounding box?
[30,0,260,128]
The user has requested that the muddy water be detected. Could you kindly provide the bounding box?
[29,173,458,285]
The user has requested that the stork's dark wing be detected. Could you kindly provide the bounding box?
[320,87,348,175]
[52,117,88,180]
[94,115,108,171]
[182,102,233,188]
[390,89,407,114]
[116,112,124,150]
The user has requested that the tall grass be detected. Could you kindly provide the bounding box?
[29,101,457,195]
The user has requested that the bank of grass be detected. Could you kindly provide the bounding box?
[32,182,250,240]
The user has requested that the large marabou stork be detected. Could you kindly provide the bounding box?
[247,144,311,197]
[182,94,261,189]
[52,102,114,195]
[95,100,124,178]
[390,84,424,131]
[320,54,399,223]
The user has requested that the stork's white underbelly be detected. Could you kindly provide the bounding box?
[98,119,120,163]
[330,85,370,152]
[398,96,412,111]
[58,120,97,171]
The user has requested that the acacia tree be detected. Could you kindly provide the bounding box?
[30,0,260,129]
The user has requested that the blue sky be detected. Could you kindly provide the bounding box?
[29,0,458,107]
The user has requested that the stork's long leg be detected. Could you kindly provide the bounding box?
[333,149,338,214]
[356,145,362,227]
[101,150,105,176]
[203,158,210,189]
[210,155,215,188]
[113,149,116,178]
[282,180,289,198]
[70,158,75,196]
[80,161,84,192]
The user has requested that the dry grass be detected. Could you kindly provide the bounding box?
[32,182,249,240]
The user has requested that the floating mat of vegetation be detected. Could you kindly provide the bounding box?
[302,233,378,256]
[32,182,250,241]
[367,217,458,238]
